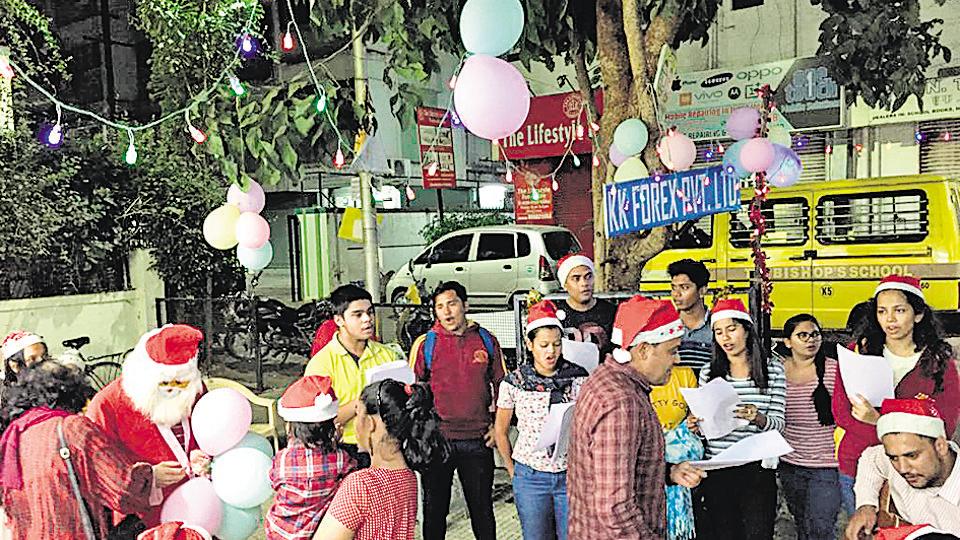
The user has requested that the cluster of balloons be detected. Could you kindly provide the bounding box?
[202,180,274,272]
[453,0,530,141]
[609,118,698,182]
[721,106,803,187]
[161,389,275,540]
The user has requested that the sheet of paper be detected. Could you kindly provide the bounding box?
[562,339,600,374]
[534,402,577,461]
[365,360,416,385]
[837,346,895,407]
[679,378,747,440]
[688,431,794,471]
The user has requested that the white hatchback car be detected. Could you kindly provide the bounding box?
[385,225,583,307]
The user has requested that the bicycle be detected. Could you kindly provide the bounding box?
[61,337,130,392]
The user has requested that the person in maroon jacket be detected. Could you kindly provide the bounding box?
[833,275,960,516]
[409,281,505,540]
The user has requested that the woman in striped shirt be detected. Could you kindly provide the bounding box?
[693,299,786,540]
[777,314,839,540]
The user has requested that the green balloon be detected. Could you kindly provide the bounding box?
[232,432,275,457]
[215,504,261,540]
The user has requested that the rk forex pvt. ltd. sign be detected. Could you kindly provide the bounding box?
[603,166,742,238]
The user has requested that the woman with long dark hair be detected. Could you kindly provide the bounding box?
[833,275,960,515]
[494,300,588,540]
[776,314,840,540]
[313,380,449,540]
[693,299,786,540]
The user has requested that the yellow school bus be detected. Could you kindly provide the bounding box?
[639,175,960,332]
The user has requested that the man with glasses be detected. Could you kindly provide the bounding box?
[667,259,713,378]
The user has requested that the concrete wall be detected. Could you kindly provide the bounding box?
[0,251,164,358]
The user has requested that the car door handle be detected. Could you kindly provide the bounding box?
[454,267,465,272]
[700,259,716,264]
[502,264,513,270]
[730,257,749,263]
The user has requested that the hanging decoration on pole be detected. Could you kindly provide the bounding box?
[745,85,776,314]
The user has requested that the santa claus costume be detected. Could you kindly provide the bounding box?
[86,324,206,527]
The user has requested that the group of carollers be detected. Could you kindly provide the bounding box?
[1,252,959,540]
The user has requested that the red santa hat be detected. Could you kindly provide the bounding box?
[875,524,955,540]
[877,396,946,440]
[2,330,44,362]
[876,275,924,301]
[556,254,594,287]
[610,296,684,363]
[278,375,340,423]
[526,300,563,334]
[711,298,753,327]
[124,324,204,383]
[137,522,211,540]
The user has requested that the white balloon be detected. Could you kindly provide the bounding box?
[211,448,274,509]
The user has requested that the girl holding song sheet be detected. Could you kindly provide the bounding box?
[494,300,588,540]
[690,298,786,540]
[832,274,960,515]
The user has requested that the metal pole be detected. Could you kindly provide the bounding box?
[437,189,445,220]
[353,24,381,300]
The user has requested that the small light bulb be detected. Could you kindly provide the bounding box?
[718,143,725,153]
[943,132,952,142]
[281,32,296,52]
[241,35,254,53]
[705,150,714,160]
[314,94,327,114]
[451,111,462,126]
[427,162,439,176]
[552,179,559,191]
[531,189,540,202]
[577,125,585,139]
[229,76,245,97]
[592,155,600,167]
[188,125,207,144]
[505,168,513,183]
[124,134,138,165]
[406,185,417,200]
[47,124,63,146]
[0,57,13,80]
[825,144,833,155]
[590,122,600,132]
[915,131,924,142]
[572,154,581,167]
[448,75,457,90]
[334,148,345,169]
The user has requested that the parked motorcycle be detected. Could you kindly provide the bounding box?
[221,297,330,366]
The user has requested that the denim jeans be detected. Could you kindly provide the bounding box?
[512,462,569,540]
[839,473,856,515]
[779,463,841,540]
[421,438,496,540]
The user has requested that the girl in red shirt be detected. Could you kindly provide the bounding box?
[313,380,449,540]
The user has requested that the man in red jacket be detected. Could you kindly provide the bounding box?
[409,281,505,540]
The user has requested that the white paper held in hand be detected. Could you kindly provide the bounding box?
[561,339,599,374]
[836,346,894,407]
[679,378,747,440]
[365,360,416,385]
[688,431,794,471]
[534,402,577,462]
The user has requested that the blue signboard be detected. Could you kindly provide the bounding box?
[603,166,742,238]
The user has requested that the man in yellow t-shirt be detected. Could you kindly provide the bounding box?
[651,366,698,431]
[304,284,398,467]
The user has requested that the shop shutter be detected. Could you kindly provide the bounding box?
[919,119,960,178]
[692,131,826,181]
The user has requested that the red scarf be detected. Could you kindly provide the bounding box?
[0,406,71,490]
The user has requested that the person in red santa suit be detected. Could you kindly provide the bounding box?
[86,324,211,528]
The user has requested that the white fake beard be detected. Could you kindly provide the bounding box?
[137,380,202,427]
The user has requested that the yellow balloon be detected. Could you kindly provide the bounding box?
[203,204,241,250]
[614,156,649,183]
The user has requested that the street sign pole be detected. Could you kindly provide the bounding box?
[353,24,381,300]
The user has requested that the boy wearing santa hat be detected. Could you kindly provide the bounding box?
[553,254,617,353]
[567,295,705,539]
[846,397,960,538]
[86,324,210,528]
[265,375,356,540]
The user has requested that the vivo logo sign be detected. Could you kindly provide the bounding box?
[701,73,733,88]
[695,89,724,100]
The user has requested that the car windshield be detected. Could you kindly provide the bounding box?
[542,231,581,260]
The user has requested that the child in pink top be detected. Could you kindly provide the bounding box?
[314,380,449,540]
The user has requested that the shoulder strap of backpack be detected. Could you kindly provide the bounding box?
[423,330,438,371]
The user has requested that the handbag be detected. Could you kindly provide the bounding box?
[57,419,98,540]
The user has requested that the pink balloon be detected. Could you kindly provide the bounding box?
[609,144,628,167]
[726,107,761,140]
[453,54,530,141]
[160,477,223,534]
[227,180,265,214]
[656,132,697,171]
[192,388,252,456]
[740,138,776,173]
[235,212,270,249]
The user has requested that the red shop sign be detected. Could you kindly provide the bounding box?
[500,90,604,160]
[514,171,554,224]
[417,107,457,189]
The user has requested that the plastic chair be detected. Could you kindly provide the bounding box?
[204,377,281,452]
